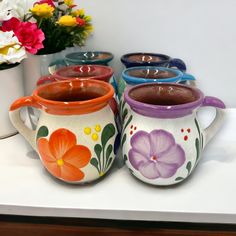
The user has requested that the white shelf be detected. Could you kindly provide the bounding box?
[0,109,235,224]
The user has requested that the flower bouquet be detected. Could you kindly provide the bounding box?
[0,1,44,69]
[24,0,93,55]
[0,1,45,138]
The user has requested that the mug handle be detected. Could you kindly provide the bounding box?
[9,96,41,151]
[179,73,196,86]
[180,73,195,82]
[200,96,226,146]
[168,58,187,72]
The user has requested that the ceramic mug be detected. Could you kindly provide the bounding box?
[64,51,117,93]
[117,66,195,100]
[54,64,113,82]
[121,52,187,71]
[9,79,118,184]
[64,51,114,66]
[122,83,225,186]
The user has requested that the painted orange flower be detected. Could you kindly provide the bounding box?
[37,128,91,182]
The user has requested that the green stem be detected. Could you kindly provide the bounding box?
[38,18,43,28]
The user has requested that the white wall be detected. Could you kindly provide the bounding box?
[75,0,236,108]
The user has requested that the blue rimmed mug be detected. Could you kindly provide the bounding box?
[118,66,195,99]
[121,52,187,71]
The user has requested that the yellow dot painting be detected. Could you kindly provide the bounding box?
[84,127,91,135]
[92,133,99,141]
[95,124,101,132]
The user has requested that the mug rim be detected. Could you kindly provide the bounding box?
[124,82,204,118]
[33,79,114,115]
[54,64,114,82]
[64,51,114,64]
[122,66,183,85]
[121,52,171,66]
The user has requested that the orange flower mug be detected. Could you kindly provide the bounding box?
[9,79,118,183]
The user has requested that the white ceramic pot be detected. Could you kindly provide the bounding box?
[0,63,24,138]
[22,51,65,96]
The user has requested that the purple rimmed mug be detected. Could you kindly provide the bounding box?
[122,83,226,186]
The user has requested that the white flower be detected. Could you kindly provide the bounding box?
[0,0,33,21]
[0,31,26,64]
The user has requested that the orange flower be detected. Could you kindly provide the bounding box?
[37,128,91,182]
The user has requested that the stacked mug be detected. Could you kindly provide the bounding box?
[8,51,226,187]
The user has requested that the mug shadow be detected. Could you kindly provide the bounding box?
[200,143,236,164]
[39,156,123,189]
[123,166,197,190]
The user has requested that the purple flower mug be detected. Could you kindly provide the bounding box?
[122,83,226,186]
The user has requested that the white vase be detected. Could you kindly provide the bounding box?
[22,51,66,96]
[0,63,24,138]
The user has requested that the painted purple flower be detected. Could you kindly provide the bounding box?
[128,130,185,179]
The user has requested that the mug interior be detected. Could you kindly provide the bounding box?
[55,65,113,79]
[66,52,113,62]
[128,83,200,106]
[127,68,177,79]
[126,53,169,63]
[37,80,111,102]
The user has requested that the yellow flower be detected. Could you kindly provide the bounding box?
[0,43,17,55]
[71,9,85,17]
[58,15,77,26]
[30,3,54,18]
[64,0,74,7]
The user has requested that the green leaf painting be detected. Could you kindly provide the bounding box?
[186,161,192,175]
[90,123,116,176]
[36,126,49,140]
[194,118,204,167]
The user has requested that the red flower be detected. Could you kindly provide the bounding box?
[35,0,55,7]
[1,17,21,32]
[76,17,86,26]
[15,22,45,54]
[1,17,45,54]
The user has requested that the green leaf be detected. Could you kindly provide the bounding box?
[36,126,49,140]
[106,144,113,162]
[101,123,116,148]
[175,177,184,181]
[121,100,126,111]
[90,158,99,172]
[194,118,201,137]
[122,108,128,121]
[105,157,114,170]
[195,138,200,162]
[186,161,192,174]
[121,133,127,148]
[123,115,133,131]
[94,144,102,160]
